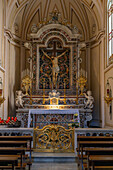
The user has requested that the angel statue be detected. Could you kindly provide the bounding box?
[15,90,25,108]
[84,90,94,109]
[42,49,68,88]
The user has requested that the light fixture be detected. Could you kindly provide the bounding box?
[104,77,113,106]
[0,77,5,106]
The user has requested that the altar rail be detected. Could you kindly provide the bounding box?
[74,128,113,153]
[0,128,113,154]
[0,128,33,136]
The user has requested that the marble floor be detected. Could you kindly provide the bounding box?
[30,162,78,170]
[28,152,79,170]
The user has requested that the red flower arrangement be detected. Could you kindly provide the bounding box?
[0,117,17,125]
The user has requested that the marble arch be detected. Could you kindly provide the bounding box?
[28,22,81,93]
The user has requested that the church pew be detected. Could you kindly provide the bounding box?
[0,147,26,168]
[0,147,31,169]
[0,136,33,161]
[77,135,113,142]
[0,139,32,170]
[0,141,27,147]
[77,137,113,169]
[78,141,113,161]
[87,155,113,170]
[0,155,19,170]
[81,148,113,169]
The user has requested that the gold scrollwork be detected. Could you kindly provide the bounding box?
[33,125,74,152]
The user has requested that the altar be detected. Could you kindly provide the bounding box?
[15,13,94,129]
[28,108,80,128]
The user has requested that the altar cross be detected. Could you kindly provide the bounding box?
[43,40,66,58]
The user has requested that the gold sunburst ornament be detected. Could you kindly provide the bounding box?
[21,75,32,96]
[77,75,87,96]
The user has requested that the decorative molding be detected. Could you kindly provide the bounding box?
[96,30,105,41]
[90,1,95,9]
[29,23,81,44]
[0,66,5,73]
[4,28,22,46]
[4,28,14,41]
[15,0,20,8]
[104,63,113,74]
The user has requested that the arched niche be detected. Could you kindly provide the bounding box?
[28,23,81,95]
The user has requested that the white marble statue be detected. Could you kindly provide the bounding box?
[84,90,94,109]
[16,90,25,108]
[49,90,60,98]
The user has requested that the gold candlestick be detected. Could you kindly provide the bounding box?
[64,80,66,105]
[29,86,33,105]
[43,79,45,105]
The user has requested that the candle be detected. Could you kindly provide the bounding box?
[14,117,17,122]
[107,89,109,95]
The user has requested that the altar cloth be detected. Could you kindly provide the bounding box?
[28,108,79,128]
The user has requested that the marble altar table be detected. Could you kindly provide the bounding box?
[28,108,79,128]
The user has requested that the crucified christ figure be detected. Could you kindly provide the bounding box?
[42,49,68,88]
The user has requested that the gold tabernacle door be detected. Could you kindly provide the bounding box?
[33,125,74,152]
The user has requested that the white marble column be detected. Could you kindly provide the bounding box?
[4,37,10,119]
[20,44,26,81]
[86,43,91,90]
[100,37,105,127]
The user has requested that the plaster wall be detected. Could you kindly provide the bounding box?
[8,44,21,116]
[0,0,5,119]
[90,44,100,126]
[104,66,113,127]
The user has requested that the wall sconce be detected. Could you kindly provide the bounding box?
[0,77,5,106]
[104,77,113,106]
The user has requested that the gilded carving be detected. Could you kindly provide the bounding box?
[33,125,74,152]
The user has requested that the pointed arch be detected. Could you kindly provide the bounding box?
[107,0,113,64]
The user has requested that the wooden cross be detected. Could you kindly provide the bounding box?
[43,40,66,58]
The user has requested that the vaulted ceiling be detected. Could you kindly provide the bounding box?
[6,0,104,41]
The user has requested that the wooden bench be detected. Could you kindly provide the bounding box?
[0,136,32,160]
[77,136,113,169]
[0,141,27,147]
[0,155,18,170]
[0,147,26,167]
[88,155,113,170]
[0,136,33,169]
[77,136,113,142]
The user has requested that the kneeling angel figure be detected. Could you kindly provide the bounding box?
[84,90,94,109]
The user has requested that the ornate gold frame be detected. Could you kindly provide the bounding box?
[33,125,74,153]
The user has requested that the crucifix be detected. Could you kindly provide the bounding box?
[42,40,68,89]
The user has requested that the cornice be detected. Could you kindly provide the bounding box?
[4,28,22,45]
[4,28,14,41]
[96,30,105,41]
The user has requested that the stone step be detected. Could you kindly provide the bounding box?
[32,152,77,163]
